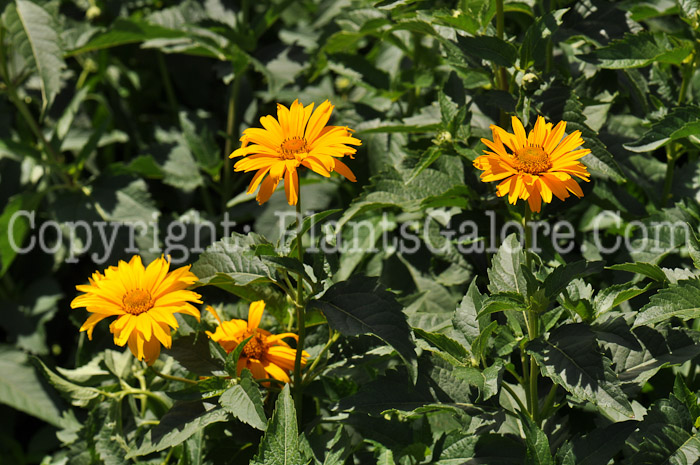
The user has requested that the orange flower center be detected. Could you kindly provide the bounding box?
[280,137,308,159]
[122,289,154,315]
[514,146,552,175]
[242,331,267,360]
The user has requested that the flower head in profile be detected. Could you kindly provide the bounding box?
[206,301,308,383]
[230,99,361,205]
[474,116,591,212]
[71,256,202,365]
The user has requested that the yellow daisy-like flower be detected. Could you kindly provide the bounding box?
[474,115,591,213]
[230,99,361,205]
[71,256,202,365]
[206,301,308,384]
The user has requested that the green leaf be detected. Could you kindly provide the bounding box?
[224,334,253,378]
[219,369,267,431]
[15,0,66,111]
[336,161,463,230]
[453,281,483,346]
[634,279,700,327]
[577,31,693,69]
[543,260,604,300]
[477,292,527,318]
[608,262,667,282]
[0,192,42,277]
[408,146,442,182]
[0,347,63,427]
[520,8,567,70]
[673,374,700,421]
[624,396,700,464]
[470,320,498,362]
[309,275,417,383]
[413,327,469,364]
[66,18,187,56]
[557,421,637,465]
[192,233,275,288]
[624,106,700,152]
[593,282,651,316]
[33,357,102,408]
[520,413,554,465]
[165,334,224,376]
[129,400,229,457]
[527,324,633,416]
[251,384,308,465]
[456,35,518,67]
[596,320,700,393]
[487,233,527,296]
[687,227,700,270]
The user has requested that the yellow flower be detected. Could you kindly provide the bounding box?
[71,256,202,365]
[474,116,591,213]
[230,99,361,205]
[206,301,308,383]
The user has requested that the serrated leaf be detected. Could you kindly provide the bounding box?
[453,281,483,346]
[33,356,102,408]
[251,384,307,465]
[129,400,229,457]
[192,233,275,288]
[558,421,637,465]
[457,35,518,67]
[634,279,700,327]
[15,0,66,111]
[543,260,604,299]
[578,31,693,69]
[520,8,567,70]
[488,233,527,296]
[66,18,187,56]
[520,413,554,465]
[477,292,527,318]
[408,146,442,182]
[625,396,700,464]
[608,262,667,282]
[527,324,633,416]
[219,369,267,431]
[413,327,469,364]
[593,282,651,316]
[309,275,417,383]
[0,347,63,427]
[165,334,224,376]
[624,106,700,152]
[224,334,253,378]
[687,228,700,270]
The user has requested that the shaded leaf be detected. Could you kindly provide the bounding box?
[527,324,633,416]
[309,275,417,383]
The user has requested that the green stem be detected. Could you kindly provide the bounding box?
[522,208,540,424]
[157,52,178,122]
[541,0,553,73]
[540,383,559,419]
[303,330,340,385]
[663,144,677,207]
[495,0,508,127]
[0,28,72,188]
[502,382,529,415]
[150,366,198,385]
[662,53,696,206]
[293,191,306,426]
[222,70,245,210]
